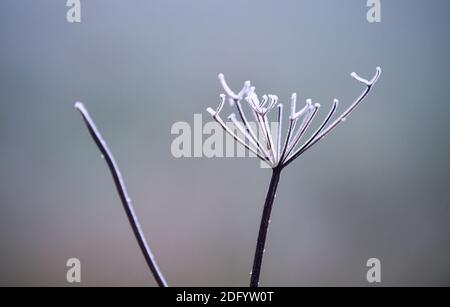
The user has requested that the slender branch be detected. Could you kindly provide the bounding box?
[279,94,308,163]
[263,113,277,162]
[276,104,283,163]
[235,100,270,158]
[264,95,279,161]
[210,112,273,166]
[246,90,276,164]
[285,103,320,159]
[256,113,272,157]
[279,119,295,165]
[250,167,282,287]
[207,96,273,166]
[284,99,338,163]
[74,102,168,287]
[228,113,260,151]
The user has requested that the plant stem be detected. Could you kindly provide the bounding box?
[250,167,282,287]
[74,102,168,287]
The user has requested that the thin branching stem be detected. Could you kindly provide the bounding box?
[74,102,168,287]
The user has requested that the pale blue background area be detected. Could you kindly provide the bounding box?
[0,0,449,286]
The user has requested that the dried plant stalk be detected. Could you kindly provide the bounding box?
[75,102,168,287]
[207,67,381,287]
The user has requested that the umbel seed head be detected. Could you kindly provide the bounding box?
[207,67,381,169]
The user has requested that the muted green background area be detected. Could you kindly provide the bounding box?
[0,0,449,286]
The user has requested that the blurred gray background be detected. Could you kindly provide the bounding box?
[0,0,449,286]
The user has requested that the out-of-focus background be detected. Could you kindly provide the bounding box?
[0,0,449,286]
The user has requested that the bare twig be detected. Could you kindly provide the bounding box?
[74,102,168,287]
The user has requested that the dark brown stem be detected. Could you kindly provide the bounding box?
[250,167,282,287]
[74,102,168,287]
